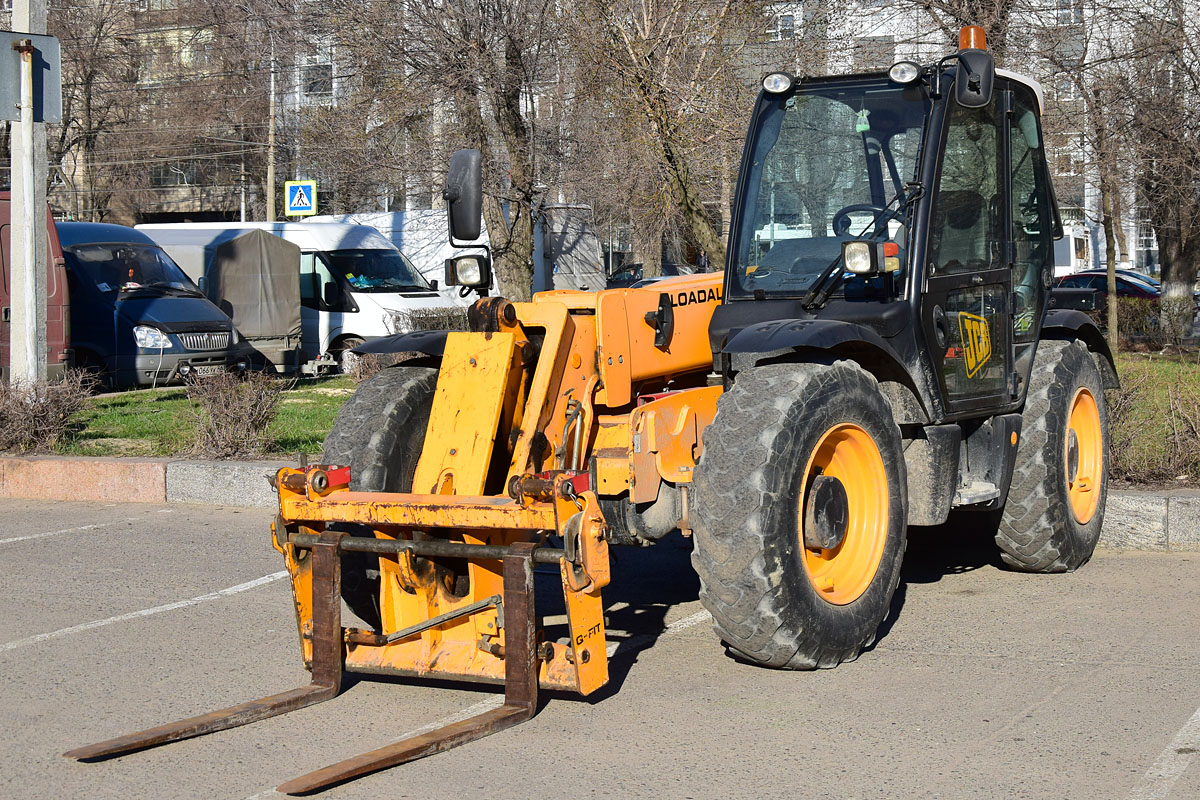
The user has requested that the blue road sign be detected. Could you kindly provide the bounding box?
[284,180,317,216]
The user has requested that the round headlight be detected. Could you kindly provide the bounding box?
[888,61,921,85]
[762,72,794,94]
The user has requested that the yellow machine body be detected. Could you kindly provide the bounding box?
[274,272,726,696]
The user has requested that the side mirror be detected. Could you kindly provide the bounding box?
[444,149,483,244]
[954,49,995,108]
[429,279,439,290]
[322,280,339,307]
[197,275,209,296]
[444,254,492,290]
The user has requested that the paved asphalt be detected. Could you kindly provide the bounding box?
[1,499,1198,800]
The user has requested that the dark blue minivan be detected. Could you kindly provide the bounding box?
[56,222,244,389]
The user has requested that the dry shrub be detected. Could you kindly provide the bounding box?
[1107,367,1200,483]
[1160,296,1195,345]
[1114,296,1197,350]
[347,352,385,383]
[387,306,469,334]
[1115,297,1160,348]
[1105,373,1146,481]
[0,370,96,453]
[343,305,471,384]
[184,370,288,458]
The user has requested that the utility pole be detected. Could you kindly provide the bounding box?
[10,0,48,385]
[265,53,276,221]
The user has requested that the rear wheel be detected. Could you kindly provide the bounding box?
[322,365,438,627]
[75,351,111,393]
[994,340,1107,572]
[691,361,907,669]
[335,336,366,375]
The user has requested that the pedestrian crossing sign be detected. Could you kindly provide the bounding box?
[284,180,317,216]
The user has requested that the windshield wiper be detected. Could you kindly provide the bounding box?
[146,281,205,297]
[800,254,846,310]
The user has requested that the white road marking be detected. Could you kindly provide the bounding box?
[0,517,143,545]
[243,608,714,800]
[0,571,288,653]
[607,609,712,657]
[1129,704,1200,799]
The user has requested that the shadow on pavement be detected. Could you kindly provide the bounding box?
[865,510,1005,655]
[540,532,700,702]
[357,516,1008,704]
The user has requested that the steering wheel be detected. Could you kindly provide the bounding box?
[832,204,902,237]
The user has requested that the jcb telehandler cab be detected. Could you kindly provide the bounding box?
[68,26,1115,794]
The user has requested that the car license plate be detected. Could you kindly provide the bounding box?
[192,365,223,377]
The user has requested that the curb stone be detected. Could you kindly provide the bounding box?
[0,456,1197,551]
[0,455,288,510]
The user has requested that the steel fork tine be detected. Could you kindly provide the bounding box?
[64,531,347,761]
[274,541,541,795]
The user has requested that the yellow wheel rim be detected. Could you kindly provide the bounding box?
[1066,387,1102,524]
[798,424,889,605]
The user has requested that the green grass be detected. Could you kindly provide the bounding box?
[51,352,1200,481]
[58,375,355,458]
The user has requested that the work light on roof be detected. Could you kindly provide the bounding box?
[762,72,794,94]
[888,61,921,85]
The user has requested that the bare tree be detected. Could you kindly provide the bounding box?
[1033,9,1135,354]
[328,0,564,300]
[49,0,139,220]
[915,0,1020,55]
[573,0,764,274]
[1121,2,1200,336]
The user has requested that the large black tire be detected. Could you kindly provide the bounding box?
[691,361,907,669]
[994,340,1108,572]
[322,365,438,627]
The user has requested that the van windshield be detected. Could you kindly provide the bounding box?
[65,243,202,296]
[323,249,432,293]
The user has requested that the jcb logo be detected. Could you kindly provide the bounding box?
[958,312,992,378]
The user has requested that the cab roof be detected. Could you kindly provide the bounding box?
[56,222,158,248]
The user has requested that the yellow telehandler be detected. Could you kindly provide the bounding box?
[67,26,1116,794]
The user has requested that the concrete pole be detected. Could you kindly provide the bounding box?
[265,63,276,221]
[9,0,48,385]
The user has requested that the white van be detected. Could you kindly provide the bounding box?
[309,210,487,303]
[313,205,606,297]
[138,221,463,371]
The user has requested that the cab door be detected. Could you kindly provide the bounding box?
[920,93,1013,416]
[299,251,334,356]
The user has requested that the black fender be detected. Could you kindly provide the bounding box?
[1041,309,1119,389]
[352,329,450,358]
[723,318,932,423]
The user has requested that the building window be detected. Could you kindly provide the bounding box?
[767,6,802,41]
[149,162,199,187]
[1055,0,1083,25]
[303,62,333,99]
[778,14,795,39]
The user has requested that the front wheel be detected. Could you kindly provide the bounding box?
[335,337,366,375]
[994,340,1108,572]
[691,361,907,669]
[321,365,438,627]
